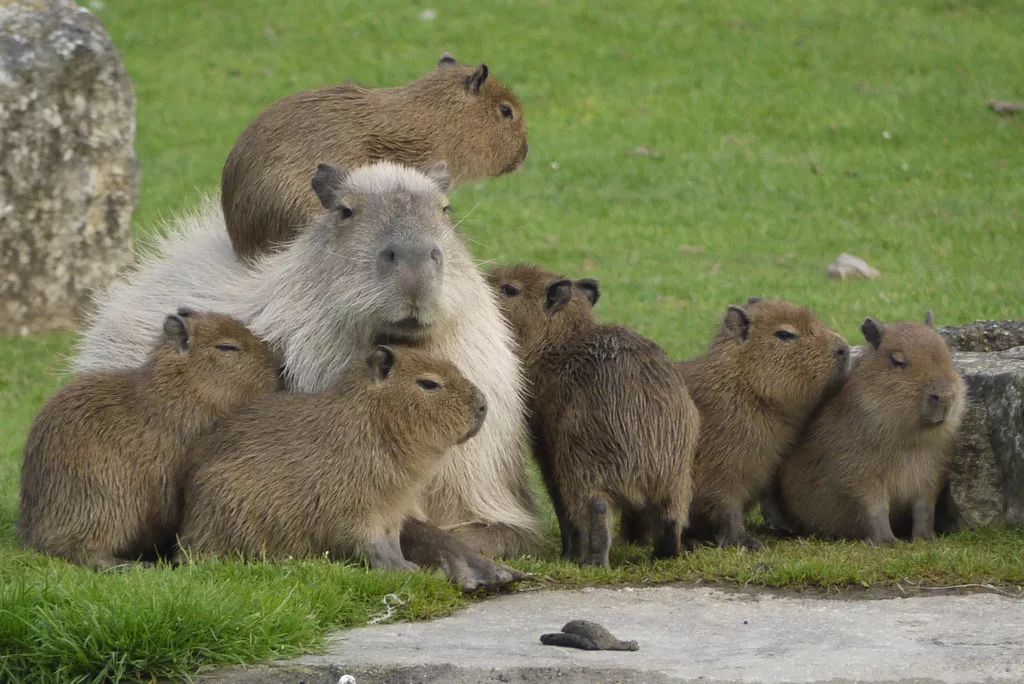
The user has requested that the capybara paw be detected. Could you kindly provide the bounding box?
[716,533,764,551]
[866,534,898,547]
[912,530,936,541]
[451,553,523,593]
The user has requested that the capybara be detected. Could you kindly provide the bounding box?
[488,264,699,566]
[177,345,487,570]
[19,310,280,568]
[222,53,528,259]
[779,315,966,544]
[74,161,535,589]
[678,298,849,550]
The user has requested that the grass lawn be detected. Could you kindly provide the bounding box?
[2,0,1023,680]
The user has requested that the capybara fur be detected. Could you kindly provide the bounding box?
[177,345,487,569]
[779,315,966,544]
[222,53,528,259]
[679,298,849,550]
[19,311,280,569]
[74,161,540,565]
[488,264,699,567]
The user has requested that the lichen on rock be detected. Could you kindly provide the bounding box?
[0,0,136,336]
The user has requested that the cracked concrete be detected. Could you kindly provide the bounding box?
[205,585,1024,683]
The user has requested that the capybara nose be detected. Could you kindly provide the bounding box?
[462,388,488,443]
[924,393,948,424]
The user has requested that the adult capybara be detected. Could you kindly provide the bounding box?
[19,310,280,568]
[178,346,486,570]
[74,161,535,590]
[488,264,699,566]
[779,315,966,544]
[222,53,528,259]
[677,298,849,550]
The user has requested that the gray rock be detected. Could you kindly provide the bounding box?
[0,0,136,336]
[940,320,1024,353]
[948,347,1024,527]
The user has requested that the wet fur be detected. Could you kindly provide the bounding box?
[779,321,966,543]
[19,313,280,568]
[74,162,541,557]
[222,55,528,259]
[489,264,699,566]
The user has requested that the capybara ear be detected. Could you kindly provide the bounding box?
[575,279,600,307]
[747,297,762,306]
[465,64,489,94]
[424,161,452,194]
[367,345,396,382]
[723,305,751,341]
[862,318,884,348]
[176,307,195,318]
[545,279,574,314]
[163,313,191,352]
[311,163,350,210]
[438,52,458,68]
[924,310,935,328]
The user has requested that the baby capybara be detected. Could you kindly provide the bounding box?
[488,264,699,567]
[222,54,528,259]
[18,310,280,568]
[176,345,487,571]
[679,298,849,550]
[779,315,966,544]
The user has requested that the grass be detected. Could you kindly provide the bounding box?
[1,0,1023,680]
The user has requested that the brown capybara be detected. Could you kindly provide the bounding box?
[176,345,487,571]
[676,298,849,550]
[779,315,966,544]
[487,264,700,567]
[18,310,281,569]
[75,161,536,591]
[222,53,529,260]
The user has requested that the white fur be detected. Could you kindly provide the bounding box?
[75,163,541,549]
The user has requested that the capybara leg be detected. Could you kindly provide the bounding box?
[400,518,524,593]
[559,515,580,561]
[581,497,611,567]
[864,503,898,546]
[684,509,714,550]
[911,496,937,541]
[759,478,797,537]
[716,504,763,551]
[652,516,681,559]
[449,522,537,558]
[367,536,419,572]
[619,507,649,545]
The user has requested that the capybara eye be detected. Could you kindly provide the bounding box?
[499,103,514,119]
[417,379,442,391]
[215,343,241,352]
[501,283,520,297]
[442,205,452,214]
[338,205,354,219]
[774,330,798,341]
[890,352,907,368]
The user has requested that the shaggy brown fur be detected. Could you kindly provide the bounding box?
[678,298,849,550]
[177,346,487,570]
[222,54,528,259]
[779,316,966,544]
[488,264,699,567]
[18,311,280,568]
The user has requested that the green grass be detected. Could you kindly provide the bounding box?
[2,0,1023,680]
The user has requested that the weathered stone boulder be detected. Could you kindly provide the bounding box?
[946,347,1024,528]
[0,0,136,336]
[940,321,1024,353]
